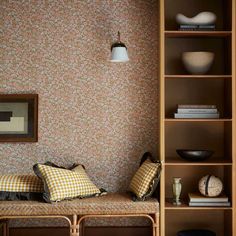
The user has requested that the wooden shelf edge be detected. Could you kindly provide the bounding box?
[165,118,232,122]
[165,75,232,79]
[165,159,232,166]
[165,30,232,37]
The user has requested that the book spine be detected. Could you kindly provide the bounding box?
[189,202,230,206]
[179,25,198,28]
[189,198,229,203]
[174,113,220,119]
[178,105,217,109]
[177,109,218,114]
[198,25,215,29]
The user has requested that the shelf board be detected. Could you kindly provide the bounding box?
[165,31,232,38]
[165,118,232,122]
[165,159,232,166]
[165,75,232,79]
[165,199,232,210]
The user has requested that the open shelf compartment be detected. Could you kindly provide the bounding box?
[165,209,232,236]
[164,0,232,31]
[165,78,232,119]
[165,37,232,75]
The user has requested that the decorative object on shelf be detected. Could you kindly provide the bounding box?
[176,150,214,162]
[188,192,230,207]
[172,177,182,205]
[182,51,215,75]
[177,229,216,236]
[175,104,219,119]
[198,175,223,197]
[176,11,217,25]
[110,31,129,62]
[0,94,38,142]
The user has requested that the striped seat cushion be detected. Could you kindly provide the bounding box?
[129,158,161,201]
[33,164,105,203]
[0,175,44,201]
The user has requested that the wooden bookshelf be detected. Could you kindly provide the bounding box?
[159,0,236,235]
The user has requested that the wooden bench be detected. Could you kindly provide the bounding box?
[0,193,159,236]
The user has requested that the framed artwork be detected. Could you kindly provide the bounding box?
[0,94,38,142]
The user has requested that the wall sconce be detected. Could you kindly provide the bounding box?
[110,31,129,62]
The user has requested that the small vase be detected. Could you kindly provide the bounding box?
[172,177,182,205]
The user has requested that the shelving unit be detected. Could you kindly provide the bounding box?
[159,0,235,235]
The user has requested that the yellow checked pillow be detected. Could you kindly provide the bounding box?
[33,164,103,202]
[0,175,44,201]
[129,158,161,201]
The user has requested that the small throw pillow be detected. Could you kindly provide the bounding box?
[0,175,44,201]
[33,163,104,203]
[129,155,161,201]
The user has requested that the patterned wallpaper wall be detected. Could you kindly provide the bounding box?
[1,0,159,227]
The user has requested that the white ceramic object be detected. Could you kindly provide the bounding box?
[199,175,223,197]
[182,51,215,75]
[172,177,182,205]
[176,12,217,25]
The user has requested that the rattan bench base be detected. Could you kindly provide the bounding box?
[0,193,159,236]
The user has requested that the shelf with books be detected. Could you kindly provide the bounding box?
[165,31,232,38]
[165,199,232,210]
[165,79,232,119]
[165,166,232,203]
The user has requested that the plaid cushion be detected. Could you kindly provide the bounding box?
[0,175,43,192]
[129,159,161,200]
[33,164,103,202]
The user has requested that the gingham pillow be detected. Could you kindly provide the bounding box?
[129,158,161,201]
[0,175,44,201]
[33,164,104,203]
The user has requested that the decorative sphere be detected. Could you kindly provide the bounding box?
[198,175,223,197]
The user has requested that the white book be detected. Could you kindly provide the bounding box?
[189,202,230,207]
[174,113,220,119]
[177,108,218,114]
[188,193,229,203]
[178,105,216,109]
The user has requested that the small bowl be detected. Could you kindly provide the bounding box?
[176,149,214,162]
[182,51,215,75]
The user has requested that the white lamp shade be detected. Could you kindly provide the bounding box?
[110,46,129,62]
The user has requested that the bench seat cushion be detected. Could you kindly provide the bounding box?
[0,193,159,216]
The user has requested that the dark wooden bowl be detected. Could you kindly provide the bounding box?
[176,149,214,162]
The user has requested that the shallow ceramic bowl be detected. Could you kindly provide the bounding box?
[176,149,214,162]
[182,51,215,75]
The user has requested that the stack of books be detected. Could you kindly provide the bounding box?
[179,24,215,31]
[174,105,220,119]
[188,193,230,207]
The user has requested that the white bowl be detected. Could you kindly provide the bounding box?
[182,52,215,75]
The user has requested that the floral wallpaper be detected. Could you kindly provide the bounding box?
[1,0,159,227]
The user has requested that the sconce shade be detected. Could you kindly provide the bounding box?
[110,32,129,62]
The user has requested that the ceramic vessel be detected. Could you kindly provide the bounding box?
[172,177,182,205]
[176,149,214,162]
[176,12,217,25]
[199,175,223,197]
[182,51,215,75]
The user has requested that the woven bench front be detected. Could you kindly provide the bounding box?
[0,193,159,216]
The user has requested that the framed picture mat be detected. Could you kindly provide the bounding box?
[0,94,38,142]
